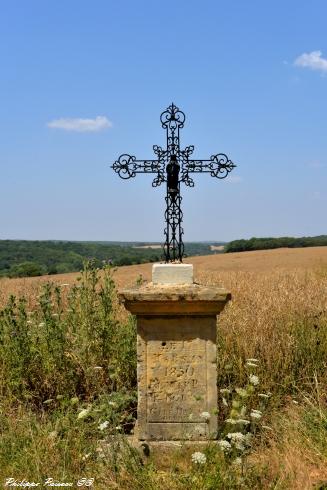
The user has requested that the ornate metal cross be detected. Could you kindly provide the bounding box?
[111,103,236,262]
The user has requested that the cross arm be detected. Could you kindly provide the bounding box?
[185,153,236,179]
[112,153,166,182]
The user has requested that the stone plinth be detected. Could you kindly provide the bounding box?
[152,263,193,285]
[119,283,231,442]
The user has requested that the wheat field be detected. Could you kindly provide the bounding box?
[1,246,327,305]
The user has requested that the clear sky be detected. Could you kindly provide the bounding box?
[1,0,326,242]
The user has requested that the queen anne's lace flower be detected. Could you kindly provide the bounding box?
[218,440,232,452]
[227,432,246,443]
[250,410,262,419]
[220,388,231,394]
[191,452,207,464]
[98,420,109,431]
[249,374,259,385]
[235,388,248,397]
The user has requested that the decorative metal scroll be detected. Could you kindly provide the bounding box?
[111,103,237,262]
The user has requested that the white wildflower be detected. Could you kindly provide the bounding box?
[227,432,246,443]
[82,453,91,461]
[98,420,109,431]
[225,418,237,424]
[115,425,122,431]
[191,451,207,465]
[292,400,299,405]
[233,457,242,466]
[258,393,270,399]
[108,401,117,407]
[220,388,231,394]
[26,320,33,325]
[200,411,211,421]
[250,411,262,419]
[77,408,90,420]
[235,388,248,397]
[249,374,259,386]
[218,439,232,452]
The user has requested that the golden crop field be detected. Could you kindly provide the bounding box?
[1,246,327,305]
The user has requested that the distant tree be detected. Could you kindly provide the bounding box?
[9,261,47,278]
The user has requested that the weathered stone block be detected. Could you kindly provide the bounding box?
[152,263,193,285]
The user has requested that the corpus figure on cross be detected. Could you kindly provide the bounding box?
[111,103,236,262]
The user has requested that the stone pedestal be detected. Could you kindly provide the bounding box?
[119,265,231,442]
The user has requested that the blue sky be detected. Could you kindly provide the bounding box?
[1,0,326,242]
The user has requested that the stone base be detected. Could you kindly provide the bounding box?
[127,435,215,458]
[152,263,193,285]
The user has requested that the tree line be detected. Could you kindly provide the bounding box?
[0,240,224,278]
[225,235,327,253]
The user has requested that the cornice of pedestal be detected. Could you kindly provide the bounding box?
[118,283,231,316]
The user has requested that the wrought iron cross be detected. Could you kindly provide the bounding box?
[111,103,236,262]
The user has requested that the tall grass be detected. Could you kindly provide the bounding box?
[0,262,326,488]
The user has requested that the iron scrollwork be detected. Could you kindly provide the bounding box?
[111,103,237,262]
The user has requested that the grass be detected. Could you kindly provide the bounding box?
[0,251,326,489]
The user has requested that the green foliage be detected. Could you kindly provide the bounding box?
[0,261,136,403]
[0,240,225,277]
[225,235,327,253]
[8,261,47,277]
